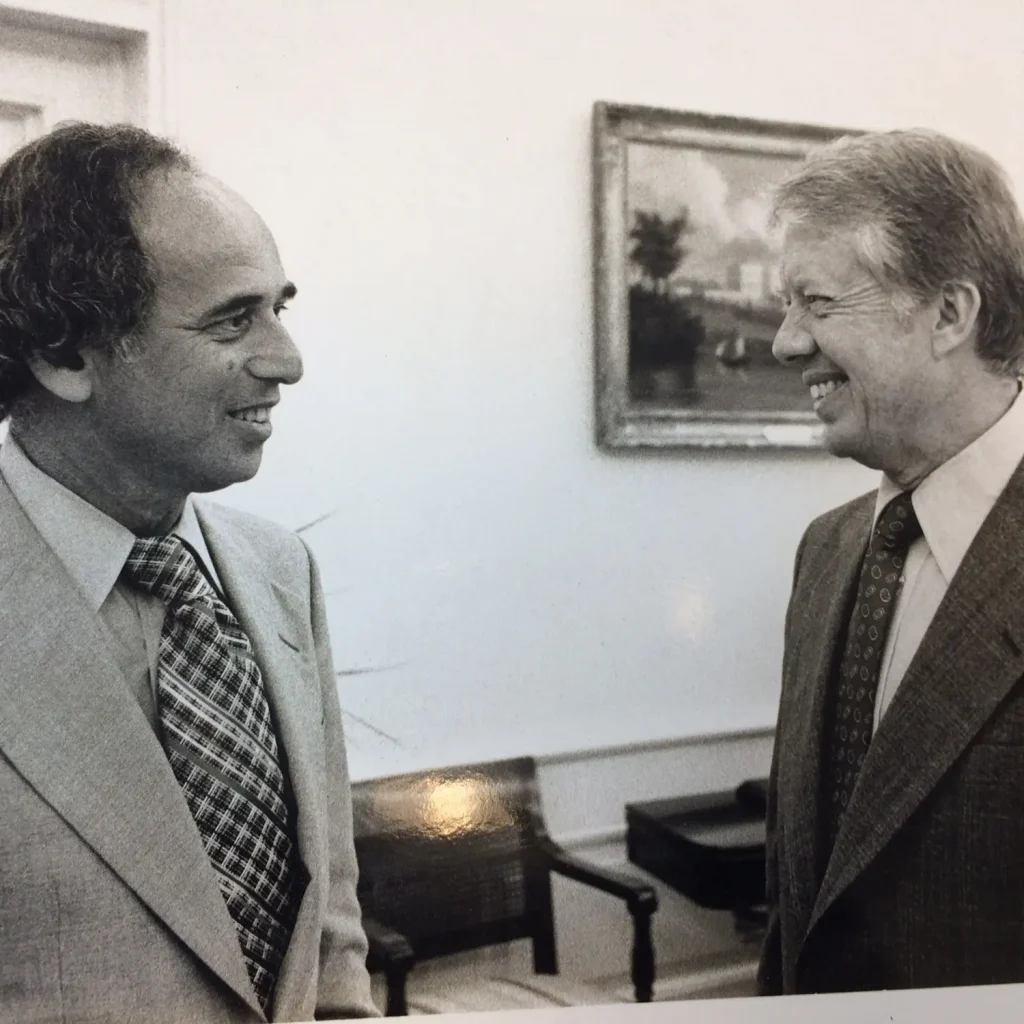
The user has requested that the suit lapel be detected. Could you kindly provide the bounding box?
[808,462,1024,936]
[194,502,327,1013]
[778,499,871,948]
[0,484,260,1015]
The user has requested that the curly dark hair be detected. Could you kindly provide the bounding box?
[0,121,194,420]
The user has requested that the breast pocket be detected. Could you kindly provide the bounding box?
[972,696,1024,747]
[956,740,1024,823]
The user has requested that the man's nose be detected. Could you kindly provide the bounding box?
[248,317,303,385]
[772,307,816,366]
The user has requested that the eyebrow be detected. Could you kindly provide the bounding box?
[778,278,823,299]
[203,281,298,320]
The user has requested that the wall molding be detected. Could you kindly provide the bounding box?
[557,824,625,853]
[536,724,774,767]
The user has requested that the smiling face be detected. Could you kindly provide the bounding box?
[774,222,941,477]
[80,171,302,509]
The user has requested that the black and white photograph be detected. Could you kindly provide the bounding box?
[1,2,1024,1024]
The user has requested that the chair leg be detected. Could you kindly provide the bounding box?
[630,905,655,1002]
[384,962,412,1016]
[530,871,558,975]
[533,926,558,975]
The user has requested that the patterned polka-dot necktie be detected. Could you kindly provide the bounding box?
[820,491,922,862]
[121,536,303,1015]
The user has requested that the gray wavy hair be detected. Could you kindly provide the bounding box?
[772,129,1024,377]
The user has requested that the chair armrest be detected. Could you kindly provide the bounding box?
[363,916,415,968]
[735,778,769,816]
[541,839,657,1002]
[541,839,658,914]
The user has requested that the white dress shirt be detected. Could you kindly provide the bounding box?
[872,389,1024,728]
[0,436,225,730]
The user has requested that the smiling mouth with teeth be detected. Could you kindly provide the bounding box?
[231,407,271,424]
[810,379,847,409]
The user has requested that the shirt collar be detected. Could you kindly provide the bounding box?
[0,436,223,612]
[875,388,1024,584]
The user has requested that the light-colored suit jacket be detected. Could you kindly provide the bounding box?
[760,458,1024,994]
[0,473,378,1022]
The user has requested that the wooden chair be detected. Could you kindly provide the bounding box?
[351,757,658,1015]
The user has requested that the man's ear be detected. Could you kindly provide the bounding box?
[27,350,93,403]
[931,280,982,359]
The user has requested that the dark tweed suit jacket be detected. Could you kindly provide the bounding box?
[759,456,1024,995]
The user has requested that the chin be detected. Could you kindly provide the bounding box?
[192,455,263,494]
[821,425,874,467]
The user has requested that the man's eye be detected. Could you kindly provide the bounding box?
[208,310,255,336]
[226,310,254,330]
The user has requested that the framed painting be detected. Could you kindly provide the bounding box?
[592,102,854,450]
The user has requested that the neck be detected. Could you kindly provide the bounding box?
[887,375,1019,490]
[11,418,187,535]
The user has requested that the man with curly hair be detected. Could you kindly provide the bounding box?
[0,123,377,1022]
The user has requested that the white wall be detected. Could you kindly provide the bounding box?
[159,0,1024,781]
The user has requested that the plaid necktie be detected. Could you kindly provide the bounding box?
[122,536,302,1013]
[819,491,923,864]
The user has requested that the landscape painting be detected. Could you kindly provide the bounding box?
[593,103,853,449]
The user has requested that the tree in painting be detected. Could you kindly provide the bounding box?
[627,208,706,398]
[629,211,688,292]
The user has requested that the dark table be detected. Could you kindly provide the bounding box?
[625,780,768,914]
